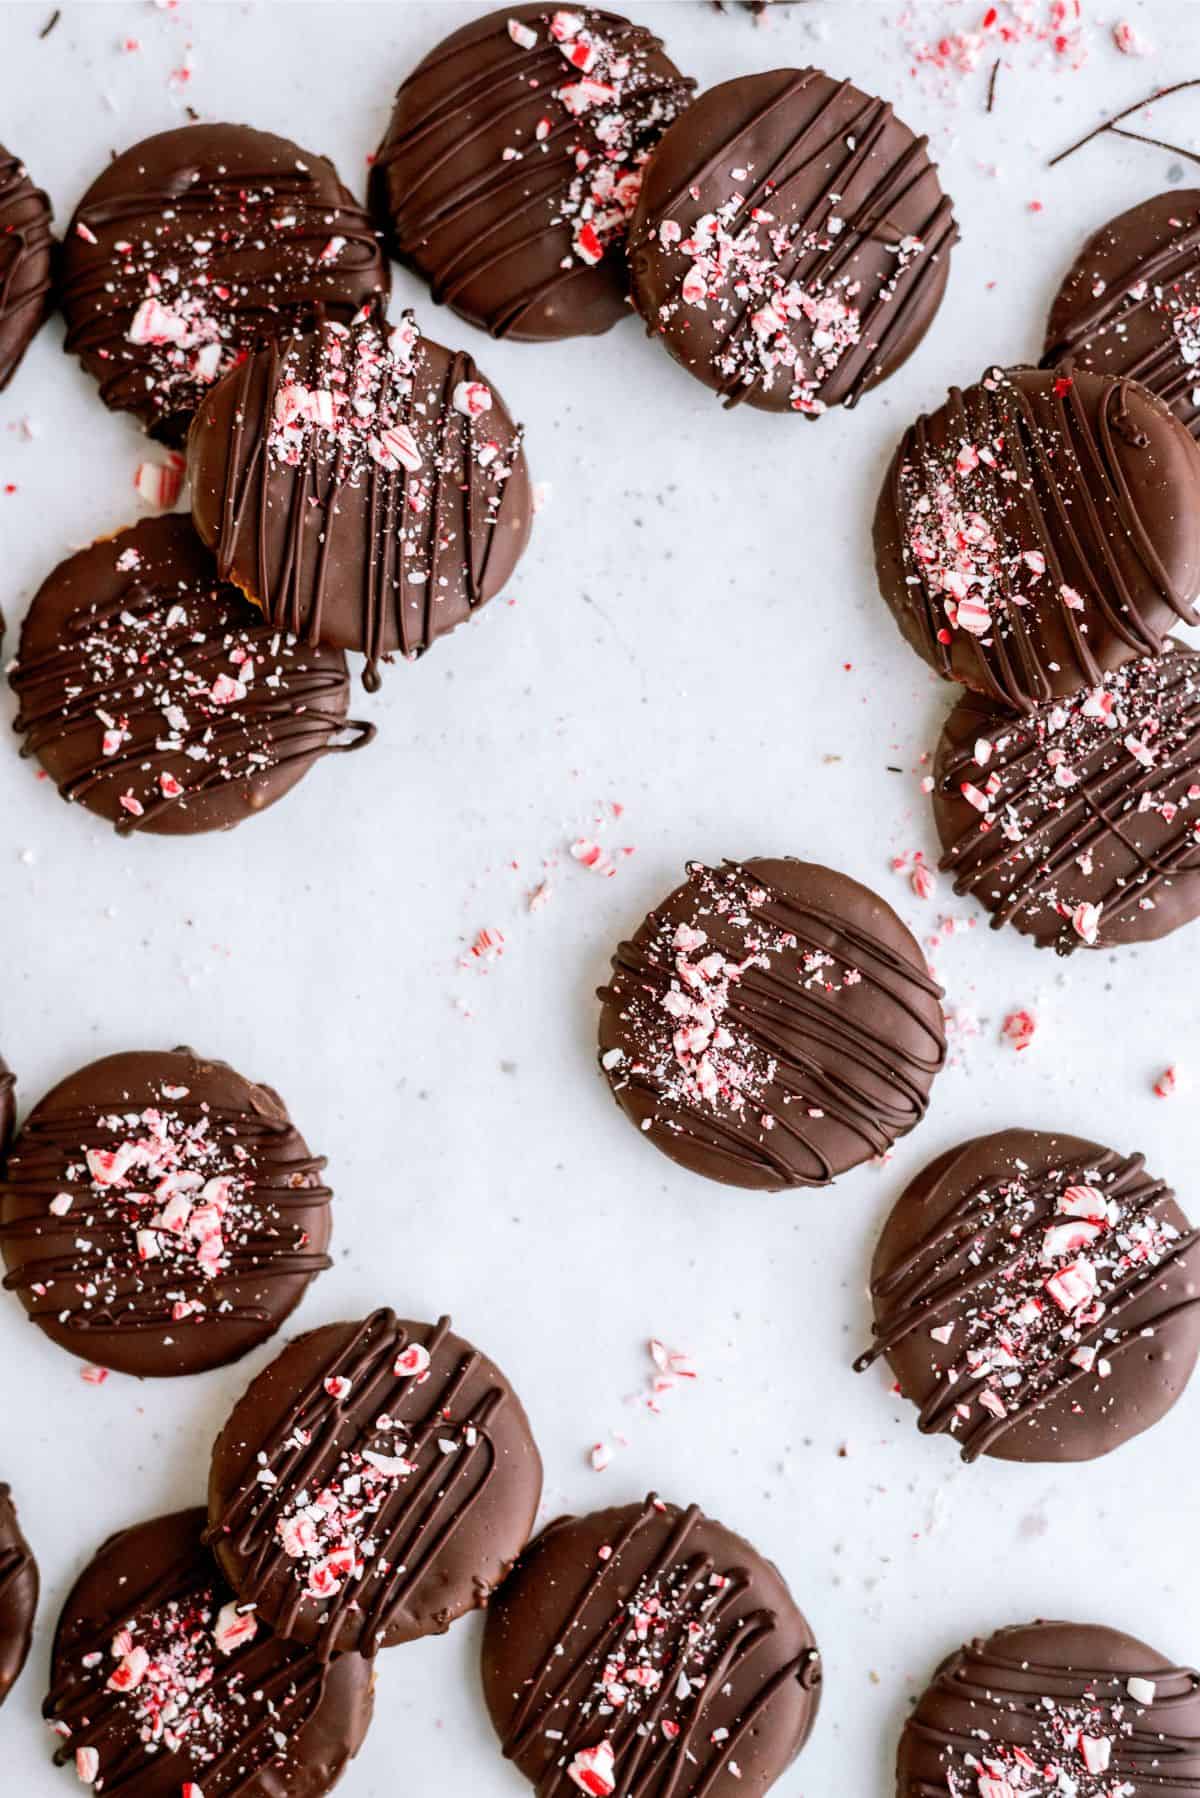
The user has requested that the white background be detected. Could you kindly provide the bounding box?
[0,0,1194,1792]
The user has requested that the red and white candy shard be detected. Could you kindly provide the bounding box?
[568,1741,617,1797]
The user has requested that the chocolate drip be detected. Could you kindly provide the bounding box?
[206,1310,542,1657]
[898,1622,1200,1797]
[857,1130,1200,1464]
[0,144,53,394]
[933,645,1200,954]
[598,858,945,1191]
[60,124,389,443]
[0,1048,333,1378]
[370,6,694,342]
[44,1508,373,1798]
[0,1483,37,1711]
[187,314,532,689]
[482,1497,821,1798]
[875,365,1200,712]
[627,68,956,414]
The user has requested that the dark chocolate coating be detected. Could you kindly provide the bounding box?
[60,123,389,445]
[0,1057,14,1160]
[898,1621,1200,1796]
[626,68,956,414]
[597,857,946,1191]
[207,1309,543,1657]
[0,1048,332,1378]
[369,5,694,342]
[873,364,1200,712]
[0,144,54,392]
[933,642,1200,954]
[44,1507,373,1798]
[856,1129,1200,1464]
[10,516,373,837]
[187,312,533,689]
[0,1484,37,1710]
[481,1495,822,1798]
[1045,191,1200,440]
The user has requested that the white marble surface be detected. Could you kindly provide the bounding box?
[0,0,1195,1791]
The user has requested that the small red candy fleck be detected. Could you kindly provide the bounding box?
[1154,1064,1179,1099]
[1001,1009,1036,1052]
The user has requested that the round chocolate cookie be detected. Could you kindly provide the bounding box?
[187,311,533,689]
[1045,191,1200,440]
[481,1495,822,1798]
[60,123,388,444]
[898,1621,1200,1797]
[0,1484,37,1710]
[597,857,946,1191]
[626,68,957,414]
[934,642,1200,955]
[207,1309,543,1657]
[0,1057,14,1159]
[10,515,373,837]
[44,1507,373,1798]
[0,145,54,393]
[874,364,1200,712]
[0,1047,332,1378]
[369,6,694,342]
[856,1129,1200,1464]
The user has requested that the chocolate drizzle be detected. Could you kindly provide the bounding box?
[627,68,957,413]
[933,645,1200,954]
[0,143,53,393]
[898,1622,1200,1797]
[482,1496,821,1798]
[369,5,694,342]
[1044,191,1200,439]
[0,1048,333,1378]
[187,313,533,689]
[857,1130,1200,1464]
[597,857,945,1191]
[206,1309,543,1657]
[874,365,1200,711]
[0,1483,37,1711]
[10,516,373,837]
[60,123,389,443]
[44,1508,373,1798]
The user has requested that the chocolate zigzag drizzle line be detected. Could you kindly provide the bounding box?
[501,1497,820,1798]
[207,1309,505,1658]
[641,70,957,410]
[1043,211,1200,431]
[894,373,1197,712]
[0,1096,331,1334]
[0,147,54,388]
[62,165,382,429]
[10,580,374,835]
[937,655,1200,950]
[856,1147,1200,1462]
[374,15,693,339]
[210,325,517,690]
[601,861,945,1185]
[903,1630,1200,1797]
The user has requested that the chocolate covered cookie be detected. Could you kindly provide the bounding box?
[0,1047,332,1377]
[0,1484,37,1710]
[369,6,694,341]
[481,1495,822,1798]
[207,1309,543,1657]
[0,145,53,392]
[0,1057,14,1159]
[45,1507,373,1798]
[626,68,956,413]
[934,643,1200,954]
[188,312,533,688]
[898,1621,1200,1797]
[10,516,373,837]
[597,857,945,1190]
[856,1129,1200,1463]
[1045,191,1200,439]
[874,365,1200,712]
[60,123,388,444]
